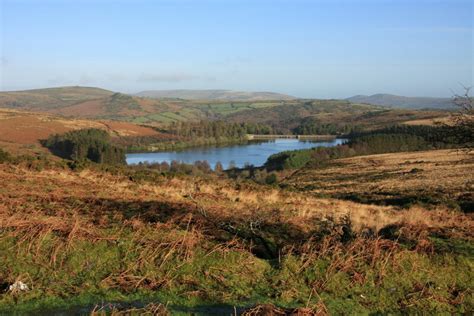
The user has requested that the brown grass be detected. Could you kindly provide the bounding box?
[242,303,325,315]
[1,157,472,250]
[284,149,474,210]
[56,100,106,117]
[403,116,453,126]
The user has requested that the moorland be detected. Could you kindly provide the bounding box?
[0,86,472,315]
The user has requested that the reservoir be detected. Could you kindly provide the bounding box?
[126,138,346,169]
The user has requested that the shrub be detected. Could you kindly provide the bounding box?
[265,173,278,185]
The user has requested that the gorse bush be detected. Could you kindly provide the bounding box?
[0,148,11,163]
[42,129,125,164]
[265,148,315,170]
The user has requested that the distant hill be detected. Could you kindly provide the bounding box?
[135,89,296,101]
[0,86,169,120]
[0,86,290,123]
[0,87,449,127]
[0,86,114,110]
[0,87,295,122]
[346,94,453,109]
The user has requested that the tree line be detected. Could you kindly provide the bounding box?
[115,121,275,152]
[292,118,361,135]
[348,125,463,147]
[265,124,467,171]
[166,120,273,138]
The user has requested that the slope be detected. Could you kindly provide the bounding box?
[347,94,453,109]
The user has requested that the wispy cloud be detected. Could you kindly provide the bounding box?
[137,73,199,83]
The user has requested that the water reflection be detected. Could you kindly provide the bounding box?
[126,138,346,169]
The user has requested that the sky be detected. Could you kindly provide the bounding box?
[0,0,472,98]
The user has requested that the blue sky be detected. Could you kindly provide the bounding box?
[0,0,472,97]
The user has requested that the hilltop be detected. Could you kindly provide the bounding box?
[347,93,453,109]
[135,89,296,101]
[0,87,157,119]
[0,86,114,110]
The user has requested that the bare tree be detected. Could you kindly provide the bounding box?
[451,86,474,148]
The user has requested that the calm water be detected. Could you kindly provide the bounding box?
[126,138,346,169]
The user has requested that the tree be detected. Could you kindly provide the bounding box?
[451,87,474,148]
[228,160,237,170]
[42,129,125,164]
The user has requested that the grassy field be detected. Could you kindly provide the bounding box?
[0,149,472,314]
[122,101,291,125]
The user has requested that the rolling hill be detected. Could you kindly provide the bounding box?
[346,94,453,109]
[0,87,183,121]
[0,86,294,123]
[135,89,296,101]
[0,87,450,128]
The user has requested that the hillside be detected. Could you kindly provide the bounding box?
[0,86,293,123]
[0,87,451,130]
[0,86,114,110]
[347,94,453,109]
[0,108,163,154]
[283,149,474,212]
[225,99,447,133]
[135,89,296,101]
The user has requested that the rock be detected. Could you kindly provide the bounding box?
[8,281,29,292]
